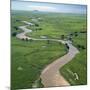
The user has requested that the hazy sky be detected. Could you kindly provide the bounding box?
[11,0,87,14]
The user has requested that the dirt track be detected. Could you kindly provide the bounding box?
[40,42,79,87]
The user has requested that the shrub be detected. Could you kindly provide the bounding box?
[35,24,39,27]
[61,35,65,40]
[12,32,17,36]
[14,26,18,30]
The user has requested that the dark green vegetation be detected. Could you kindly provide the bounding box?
[11,10,87,89]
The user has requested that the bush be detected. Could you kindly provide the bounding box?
[81,45,86,49]
[12,32,17,36]
[14,26,18,30]
[47,40,50,44]
[35,24,39,27]
[77,44,85,50]
[61,35,65,40]
[25,38,29,41]
[39,28,42,30]
[16,19,20,22]
[68,37,72,41]
[69,33,73,36]
[77,44,81,49]
[75,33,78,37]
[80,31,86,33]
[65,43,69,49]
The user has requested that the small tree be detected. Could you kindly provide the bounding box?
[35,23,39,27]
[65,43,69,49]
[74,32,78,33]
[47,40,50,44]
[75,33,78,37]
[14,26,18,30]
[68,37,72,41]
[12,32,17,36]
[81,45,85,49]
[70,33,73,36]
[77,44,81,49]
[61,35,65,40]
[16,19,20,22]
[39,28,42,30]
[80,31,86,33]
[22,38,25,41]
[25,38,29,41]
[77,44,85,50]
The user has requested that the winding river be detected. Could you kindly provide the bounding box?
[16,21,79,87]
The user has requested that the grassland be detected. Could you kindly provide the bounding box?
[26,12,86,39]
[11,37,66,89]
[11,10,87,89]
[60,33,87,85]
[11,11,67,89]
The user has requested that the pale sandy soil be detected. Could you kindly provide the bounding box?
[40,42,79,87]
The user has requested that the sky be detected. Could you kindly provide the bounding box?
[11,0,87,14]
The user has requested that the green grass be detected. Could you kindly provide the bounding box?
[11,10,86,39]
[73,33,87,48]
[11,10,87,89]
[26,12,86,39]
[60,33,87,85]
[11,37,66,89]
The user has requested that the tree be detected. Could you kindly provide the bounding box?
[16,19,20,22]
[47,40,50,44]
[65,43,69,49]
[74,32,78,37]
[61,35,65,40]
[81,45,85,49]
[68,37,72,41]
[12,32,17,36]
[22,38,25,41]
[80,31,86,33]
[39,28,42,30]
[25,38,29,41]
[14,26,18,30]
[75,33,78,37]
[70,33,73,36]
[77,44,81,49]
[35,23,39,27]
[77,44,85,50]
[74,32,77,33]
